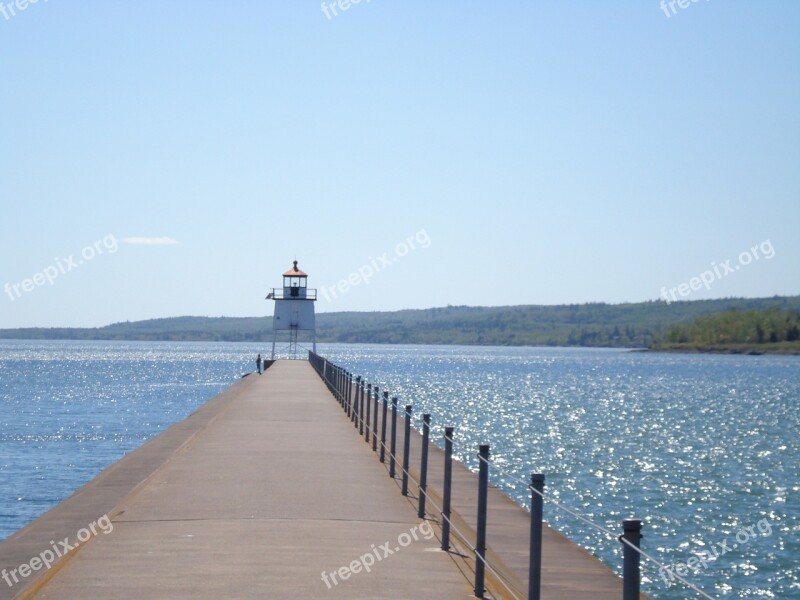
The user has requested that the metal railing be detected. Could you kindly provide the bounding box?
[268,288,318,300]
[308,351,712,600]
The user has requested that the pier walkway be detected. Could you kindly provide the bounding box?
[1,359,634,599]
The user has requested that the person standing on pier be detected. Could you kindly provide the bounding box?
[256,354,262,375]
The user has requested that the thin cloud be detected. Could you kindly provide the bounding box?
[120,237,180,245]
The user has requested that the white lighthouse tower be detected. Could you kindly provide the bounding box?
[267,260,317,359]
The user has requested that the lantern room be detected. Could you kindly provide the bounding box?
[283,261,308,298]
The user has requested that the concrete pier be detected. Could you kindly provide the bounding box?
[0,359,639,599]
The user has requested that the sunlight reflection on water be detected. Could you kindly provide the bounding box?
[1,341,797,599]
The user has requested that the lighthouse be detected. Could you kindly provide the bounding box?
[267,260,317,359]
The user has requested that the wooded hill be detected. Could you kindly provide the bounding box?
[2,295,800,348]
[653,308,800,354]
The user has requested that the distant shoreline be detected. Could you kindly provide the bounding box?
[2,336,799,356]
[2,295,799,351]
[643,343,800,356]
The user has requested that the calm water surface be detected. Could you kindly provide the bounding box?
[1,340,797,599]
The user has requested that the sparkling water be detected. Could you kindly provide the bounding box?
[1,341,797,598]
[320,344,799,599]
[0,340,248,541]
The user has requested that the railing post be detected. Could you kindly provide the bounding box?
[475,444,490,598]
[364,383,371,441]
[622,519,642,600]
[402,405,413,496]
[389,397,398,478]
[372,386,379,451]
[353,376,360,412]
[346,371,351,415]
[380,391,388,463]
[418,413,430,518]
[441,427,454,552]
[340,368,353,420]
[351,374,358,425]
[358,377,364,432]
[359,379,365,434]
[528,474,545,600]
[347,371,352,411]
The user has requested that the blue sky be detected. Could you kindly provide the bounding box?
[1,1,798,328]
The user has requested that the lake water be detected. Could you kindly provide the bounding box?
[1,340,797,599]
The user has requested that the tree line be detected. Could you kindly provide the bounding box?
[661,308,800,346]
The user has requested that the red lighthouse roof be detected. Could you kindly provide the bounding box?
[282,260,307,277]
